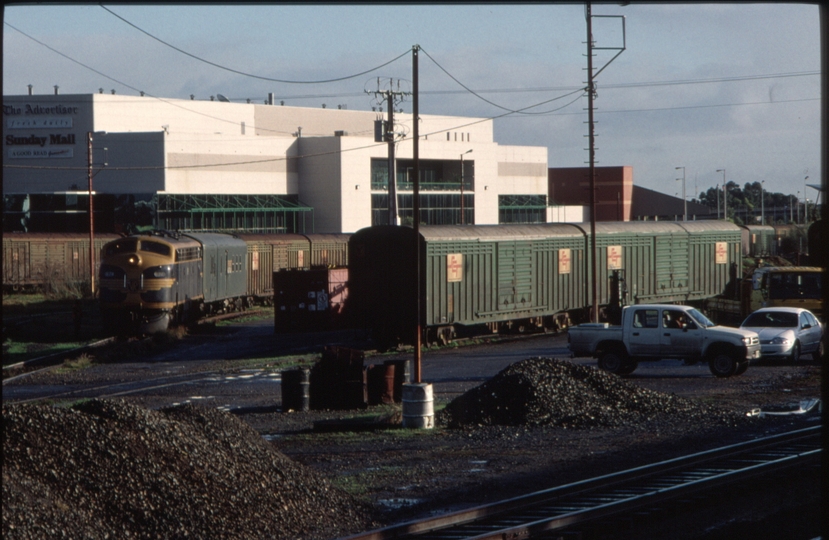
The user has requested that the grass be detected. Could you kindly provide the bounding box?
[56,353,95,373]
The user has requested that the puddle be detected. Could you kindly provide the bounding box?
[377,498,424,509]
[469,459,487,472]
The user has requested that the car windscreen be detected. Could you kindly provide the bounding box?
[742,311,798,328]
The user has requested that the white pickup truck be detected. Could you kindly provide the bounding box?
[568,304,761,378]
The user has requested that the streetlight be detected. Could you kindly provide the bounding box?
[460,149,472,224]
[675,166,686,221]
[716,169,726,221]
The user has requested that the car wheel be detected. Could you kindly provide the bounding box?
[790,342,801,363]
[811,340,824,362]
[598,351,626,374]
[709,353,738,378]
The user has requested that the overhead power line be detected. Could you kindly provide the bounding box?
[100,6,410,84]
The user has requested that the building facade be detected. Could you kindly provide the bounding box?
[3,93,551,234]
[548,166,633,222]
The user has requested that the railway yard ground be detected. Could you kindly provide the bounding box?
[2,302,826,540]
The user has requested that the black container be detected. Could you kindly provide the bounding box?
[282,368,310,412]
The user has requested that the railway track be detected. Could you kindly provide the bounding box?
[341,426,821,540]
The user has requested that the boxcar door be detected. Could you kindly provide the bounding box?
[497,241,534,313]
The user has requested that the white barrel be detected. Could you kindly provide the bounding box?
[401,382,434,429]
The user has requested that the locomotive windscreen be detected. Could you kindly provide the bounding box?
[104,239,137,256]
[139,241,172,257]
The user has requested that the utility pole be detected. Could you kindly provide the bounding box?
[368,79,411,225]
[412,45,422,383]
[87,132,95,295]
[584,2,625,323]
[717,169,726,220]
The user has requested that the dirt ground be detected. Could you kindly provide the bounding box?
[3,322,825,539]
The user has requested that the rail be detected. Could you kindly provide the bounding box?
[340,426,820,540]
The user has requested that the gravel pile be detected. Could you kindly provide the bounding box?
[438,357,752,429]
[3,399,375,540]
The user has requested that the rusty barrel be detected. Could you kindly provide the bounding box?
[367,363,395,405]
[385,359,412,403]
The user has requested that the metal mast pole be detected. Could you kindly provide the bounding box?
[387,89,397,225]
[412,45,422,383]
[87,132,95,295]
[586,2,598,323]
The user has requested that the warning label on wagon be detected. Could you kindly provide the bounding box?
[607,245,623,270]
[447,254,463,282]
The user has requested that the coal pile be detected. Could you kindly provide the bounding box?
[439,358,750,429]
[3,399,375,540]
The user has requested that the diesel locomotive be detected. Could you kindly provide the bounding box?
[97,230,349,334]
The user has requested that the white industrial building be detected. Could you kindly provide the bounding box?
[3,92,552,233]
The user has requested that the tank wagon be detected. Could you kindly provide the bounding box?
[98,231,349,334]
[346,221,744,347]
[2,232,120,292]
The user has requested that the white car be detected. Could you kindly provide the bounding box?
[740,307,823,362]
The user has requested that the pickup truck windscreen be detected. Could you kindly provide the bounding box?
[688,308,715,328]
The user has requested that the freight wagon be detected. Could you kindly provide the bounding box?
[2,232,120,292]
[346,221,744,348]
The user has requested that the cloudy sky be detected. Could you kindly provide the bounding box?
[3,3,821,202]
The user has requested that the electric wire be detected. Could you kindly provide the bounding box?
[100,6,411,85]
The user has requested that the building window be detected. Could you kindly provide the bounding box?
[372,194,474,226]
[499,195,547,224]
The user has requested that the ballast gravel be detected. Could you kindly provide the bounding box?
[2,400,376,540]
[3,355,821,540]
[438,357,749,428]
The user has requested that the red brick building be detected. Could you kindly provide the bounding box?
[548,166,633,221]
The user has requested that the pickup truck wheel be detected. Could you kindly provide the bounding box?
[709,353,738,378]
[618,360,638,376]
[598,351,627,374]
[735,360,750,376]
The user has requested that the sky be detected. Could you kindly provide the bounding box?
[2,3,822,203]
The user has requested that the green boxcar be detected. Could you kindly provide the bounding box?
[679,221,743,300]
[741,225,776,257]
[186,233,249,303]
[348,221,743,347]
[348,224,587,346]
